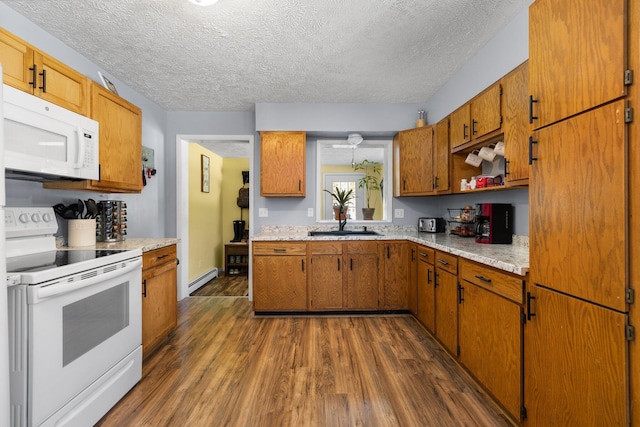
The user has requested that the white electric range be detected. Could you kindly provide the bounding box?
[6,207,142,427]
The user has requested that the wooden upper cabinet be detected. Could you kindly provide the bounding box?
[43,84,143,193]
[530,100,626,311]
[502,61,530,186]
[433,118,450,193]
[529,0,626,129]
[449,103,471,149]
[393,126,433,196]
[470,83,502,139]
[260,131,306,197]
[0,28,89,116]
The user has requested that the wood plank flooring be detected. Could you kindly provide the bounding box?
[190,272,248,297]
[97,297,514,427]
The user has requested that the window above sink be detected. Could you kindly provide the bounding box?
[316,139,393,223]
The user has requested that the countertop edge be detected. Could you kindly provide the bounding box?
[63,238,180,253]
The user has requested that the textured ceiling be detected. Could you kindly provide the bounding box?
[2,0,530,112]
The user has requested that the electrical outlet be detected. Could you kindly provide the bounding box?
[394,208,404,218]
[259,208,268,217]
[307,208,314,217]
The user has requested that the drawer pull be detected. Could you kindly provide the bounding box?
[419,252,428,257]
[437,259,449,266]
[273,248,286,253]
[475,275,492,283]
[156,254,170,261]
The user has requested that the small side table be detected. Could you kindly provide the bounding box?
[224,242,249,276]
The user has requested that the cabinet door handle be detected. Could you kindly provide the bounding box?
[427,269,432,284]
[471,119,477,135]
[504,159,510,176]
[298,180,301,191]
[350,258,353,271]
[434,271,439,287]
[529,95,539,123]
[403,179,407,191]
[337,258,341,271]
[387,246,390,259]
[527,291,536,320]
[142,279,147,297]
[29,64,37,88]
[411,248,415,261]
[434,176,439,189]
[39,68,47,93]
[463,123,468,139]
[301,259,305,272]
[528,136,538,165]
[437,259,449,266]
[458,282,464,304]
[474,274,492,283]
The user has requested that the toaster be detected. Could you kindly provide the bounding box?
[418,217,446,233]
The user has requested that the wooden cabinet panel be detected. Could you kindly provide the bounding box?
[0,28,88,116]
[433,118,450,193]
[407,244,418,315]
[529,0,626,129]
[459,281,522,421]
[470,83,502,139]
[142,246,177,358]
[379,241,409,309]
[435,267,458,356]
[459,259,524,304]
[252,254,307,311]
[502,61,530,185]
[450,103,471,149]
[310,253,343,310]
[524,286,627,426]
[393,127,433,196]
[530,101,626,311]
[416,254,435,333]
[346,252,379,310]
[260,131,306,197]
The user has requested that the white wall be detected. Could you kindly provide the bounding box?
[0,2,168,238]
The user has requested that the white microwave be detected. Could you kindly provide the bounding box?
[3,84,99,181]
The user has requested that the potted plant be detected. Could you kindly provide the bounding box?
[323,187,354,230]
[353,160,382,220]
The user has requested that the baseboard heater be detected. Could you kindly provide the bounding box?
[188,268,219,293]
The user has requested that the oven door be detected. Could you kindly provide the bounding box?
[27,258,142,426]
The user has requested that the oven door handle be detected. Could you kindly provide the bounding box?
[33,259,142,302]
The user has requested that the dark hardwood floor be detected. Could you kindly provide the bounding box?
[97,297,514,426]
[190,271,248,297]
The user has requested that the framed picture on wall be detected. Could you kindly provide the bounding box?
[201,155,210,193]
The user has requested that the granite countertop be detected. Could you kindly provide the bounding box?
[252,227,529,276]
[62,238,180,253]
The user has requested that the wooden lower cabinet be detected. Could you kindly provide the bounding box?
[416,246,435,333]
[142,245,178,358]
[379,241,410,310]
[309,241,344,310]
[524,285,627,426]
[252,242,307,311]
[458,259,525,422]
[345,241,379,310]
[434,251,458,355]
[407,244,418,315]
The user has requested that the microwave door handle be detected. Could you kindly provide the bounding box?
[74,126,85,169]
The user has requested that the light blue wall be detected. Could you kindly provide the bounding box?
[0,1,168,239]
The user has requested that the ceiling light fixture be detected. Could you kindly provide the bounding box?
[347,133,363,146]
[188,0,219,6]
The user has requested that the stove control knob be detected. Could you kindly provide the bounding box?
[42,213,53,223]
[31,213,42,223]
[18,213,29,223]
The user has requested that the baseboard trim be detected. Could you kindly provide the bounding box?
[188,268,219,293]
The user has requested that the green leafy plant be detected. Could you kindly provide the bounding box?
[353,160,382,208]
[323,187,354,210]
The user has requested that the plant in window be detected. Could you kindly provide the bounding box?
[323,187,354,230]
[353,160,382,220]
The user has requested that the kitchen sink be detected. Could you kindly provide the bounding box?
[308,230,380,236]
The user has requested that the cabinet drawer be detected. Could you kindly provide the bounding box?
[417,246,435,264]
[345,241,377,255]
[253,242,306,255]
[460,259,524,304]
[143,245,177,270]
[309,241,343,255]
[434,251,457,275]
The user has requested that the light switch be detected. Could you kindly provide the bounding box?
[259,208,268,217]
[307,208,314,217]
[394,209,404,218]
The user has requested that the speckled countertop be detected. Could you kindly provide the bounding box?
[61,238,180,253]
[252,226,529,276]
